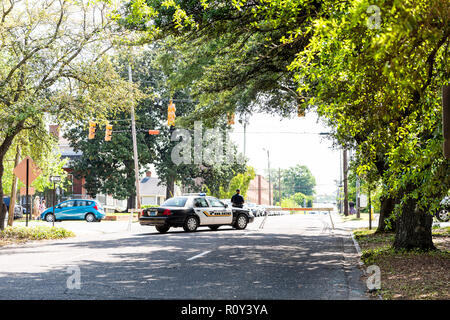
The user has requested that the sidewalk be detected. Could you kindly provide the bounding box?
[332,212,380,231]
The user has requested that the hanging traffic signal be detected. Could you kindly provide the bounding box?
[227,113,235,125]
[88,121,97,139]
[105,123,113,141]
[168,99,176,126]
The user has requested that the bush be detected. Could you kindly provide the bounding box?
[0,226,75,241]
[141,205,159,209]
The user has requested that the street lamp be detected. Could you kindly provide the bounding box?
[262,148,271,206]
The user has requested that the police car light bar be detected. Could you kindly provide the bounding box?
[182,193,207,196]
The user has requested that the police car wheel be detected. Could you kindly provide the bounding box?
[183,216,199,232]
[234,214,248,230]
[209,225,220,231]
[156,225,170,233]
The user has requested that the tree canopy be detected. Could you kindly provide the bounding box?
[121,0,450,250]
[0,0,141,229]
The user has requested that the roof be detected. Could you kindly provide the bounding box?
[139,177,167,196]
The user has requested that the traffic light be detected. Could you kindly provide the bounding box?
[227,113,235,125]
[105,123,113,141]
[297,105,305,117]
[168,99,176,126]
[443,85,450,159]
[88,121,96,139]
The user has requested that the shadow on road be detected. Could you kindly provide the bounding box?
[0,224,368,300]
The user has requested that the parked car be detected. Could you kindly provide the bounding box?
[245,202,260,217]
[435,196,450,222]
[2,196,24,219]
[140,194,254,233]
[40,199,105,222]
[256,205,267,216]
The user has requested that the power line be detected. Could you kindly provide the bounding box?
[231,131,331,135]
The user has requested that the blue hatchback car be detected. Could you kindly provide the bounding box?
[41,199,105,222]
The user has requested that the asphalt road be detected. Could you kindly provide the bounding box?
[0,214,368,300]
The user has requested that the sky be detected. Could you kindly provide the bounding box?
[228,112,341,196]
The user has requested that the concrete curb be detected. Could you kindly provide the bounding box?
[351,233,363,259]
[350,231,383,300]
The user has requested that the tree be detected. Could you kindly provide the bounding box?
[279,165,316,198]
[122,0,450,250]
[65,48,247,204]
[0,0,136,229]
[217,166,255,199]
[120,0,321,123]
[292,192,313,208]
[290,0,449,249]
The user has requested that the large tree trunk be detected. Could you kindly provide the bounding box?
[393,196,435,251]
[0,120,26,230]
[376,195,397,233]
[343,149,349,216]
[0,162,6,230]
[8,146,20,226]
[166,176,175,199]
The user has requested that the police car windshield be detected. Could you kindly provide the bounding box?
[162,197,188,207]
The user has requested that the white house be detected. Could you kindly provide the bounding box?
[139,171,182,206]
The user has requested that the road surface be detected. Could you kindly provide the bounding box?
[0,214,368,299]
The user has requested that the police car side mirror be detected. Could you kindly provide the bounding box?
[224,204,229,208]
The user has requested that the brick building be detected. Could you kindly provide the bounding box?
[246,174,273,205]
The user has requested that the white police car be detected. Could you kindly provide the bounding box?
[139,194,255,233]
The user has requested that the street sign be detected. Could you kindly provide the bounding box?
[20,187,35,196]
[13,156,41,185]
[50,176,61,183]
[360,194,368,207]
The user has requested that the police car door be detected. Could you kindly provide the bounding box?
[193,197,215,225]
[207,197,232,225]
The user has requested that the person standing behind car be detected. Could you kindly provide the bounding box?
[39,199,46,220]
[231,189,245,208]
[33,196,40,220]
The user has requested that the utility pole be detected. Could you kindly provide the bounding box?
[268,150,271,206]
[263,148,271,206]
[343,148,349,216]
[278,168,281,205]
[242,114,249,159]
[128,64,141,212]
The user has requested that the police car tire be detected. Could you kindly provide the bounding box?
[183,216,199,232]
[156,225,170,233]
[209,226,220,231]
[234,214,248,230]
